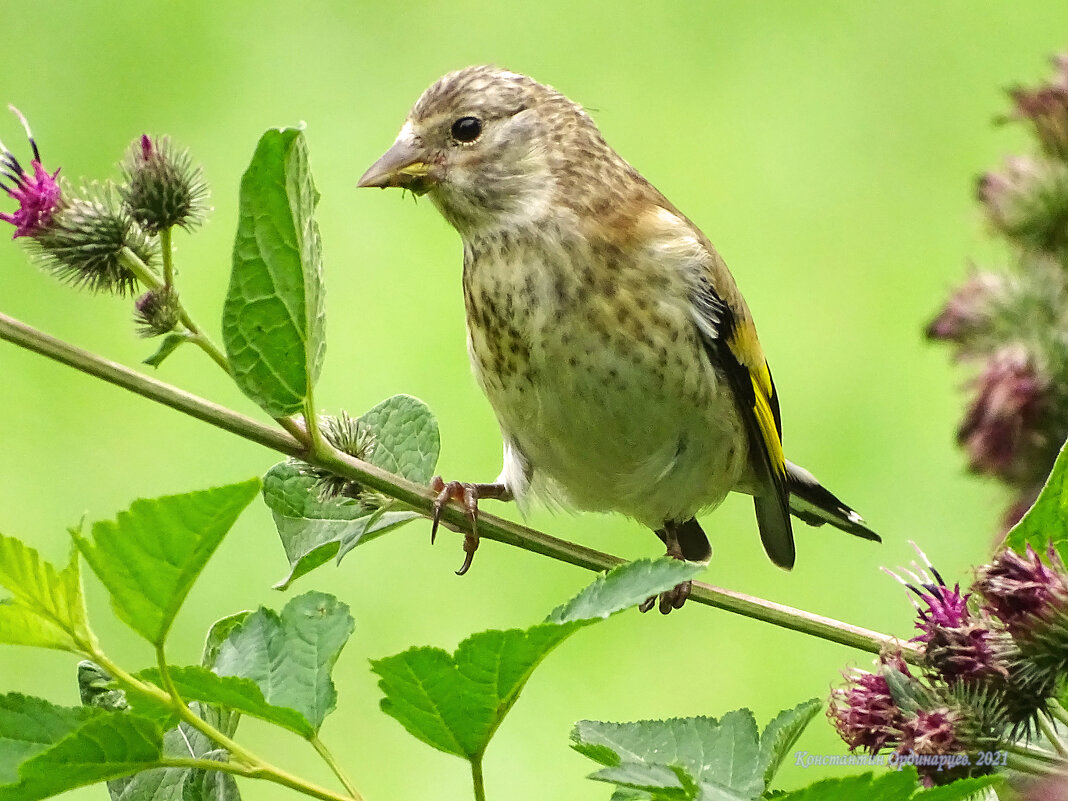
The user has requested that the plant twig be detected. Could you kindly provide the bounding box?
[118,246,231,374]
[93,645,364,801]
[1002,740,1062,765]
[152,644,261,767]
[1038,712,1068,758]
[1051,700,1068,728]
[311,735,364,801]
[0,312,300,457]
[470,757,487,801]
[160,757,354,801]
[0,311,918,662]
[160,227,175,288]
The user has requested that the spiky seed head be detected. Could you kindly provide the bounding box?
[297,412,382,504]
[134,286,181,337]
[120,135,209,233]
[26,182,156,295]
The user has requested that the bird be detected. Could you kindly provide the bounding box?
[358,66,880,612]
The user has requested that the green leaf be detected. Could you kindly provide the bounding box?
[136,665,313,738]
[0,703,163,801]
[772,768,1000,801]
[756,699,821,786]
[372,558,693,761]
[356,394,440,483]
[181,749,240,801]
[589,763,687,799]
[571,711,765,799]
[1005,437,1068,558]
[201,613,251,670]
[198,613,252,740]
[223,127,325,417]
[914,775,1002,800]
[264,394,439,588]
[212,591,353,732]
[78,661,129,713]
[0,535,95,653]
[73,480,261,645]
[0,694,95,785]
[143,334,188,368]
[262,461,415,589]
[74,663,240,801]
[107,720,230,801]
[372,623,581,759]
[545,558,703,624]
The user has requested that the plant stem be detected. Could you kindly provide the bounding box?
[118,246,232,375]
[470,757,486,801]
[1039,712,1068,758]
[152,644,261,767]
[160,757,355,801]
[1051,700,1068,728]
[311,735,364,801]
[160,227,175,288]
[0,312,918,662]
[305,393,327,455]
[1003,752,1053,777]
[1002,740,1062,765]
[0,312,300,456]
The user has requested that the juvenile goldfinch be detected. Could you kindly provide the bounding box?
[360,66,880,612]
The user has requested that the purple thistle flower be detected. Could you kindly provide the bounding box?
[888,545,1008,682]
[912,582,971,642]
[0,106,61,239]
[828,654,910,754]
[975,544,1068,635]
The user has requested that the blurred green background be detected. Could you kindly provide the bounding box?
[3,2,1067,798]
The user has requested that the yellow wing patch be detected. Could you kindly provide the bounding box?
[727,321,786,479]
[750,374,787,479]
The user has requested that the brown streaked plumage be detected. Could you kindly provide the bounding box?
[360,66,879,611]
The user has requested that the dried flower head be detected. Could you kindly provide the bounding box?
[120,135,209,233]
[0,106,61,239]
[957,347,1048,484]
[26,183,156,295]
[134,286,181,337]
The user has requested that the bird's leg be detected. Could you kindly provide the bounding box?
[428,477,513,575]
[639,521,693,614]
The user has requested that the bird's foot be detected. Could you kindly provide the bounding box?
[638,580,691,614]
[640,522,692,614]
[429,477,512,576]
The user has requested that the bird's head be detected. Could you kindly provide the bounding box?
[359,66,619,235]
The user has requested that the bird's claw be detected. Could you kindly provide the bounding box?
[638,580,692,615]
[429,476,509,575]
[430,477,480,543]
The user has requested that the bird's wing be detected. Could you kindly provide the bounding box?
[639,203,796,568]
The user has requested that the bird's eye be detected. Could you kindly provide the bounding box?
[451,116,482,143]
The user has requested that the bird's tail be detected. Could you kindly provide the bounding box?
[785,460,881,542]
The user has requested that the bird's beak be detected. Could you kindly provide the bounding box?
[357,140,436,195]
